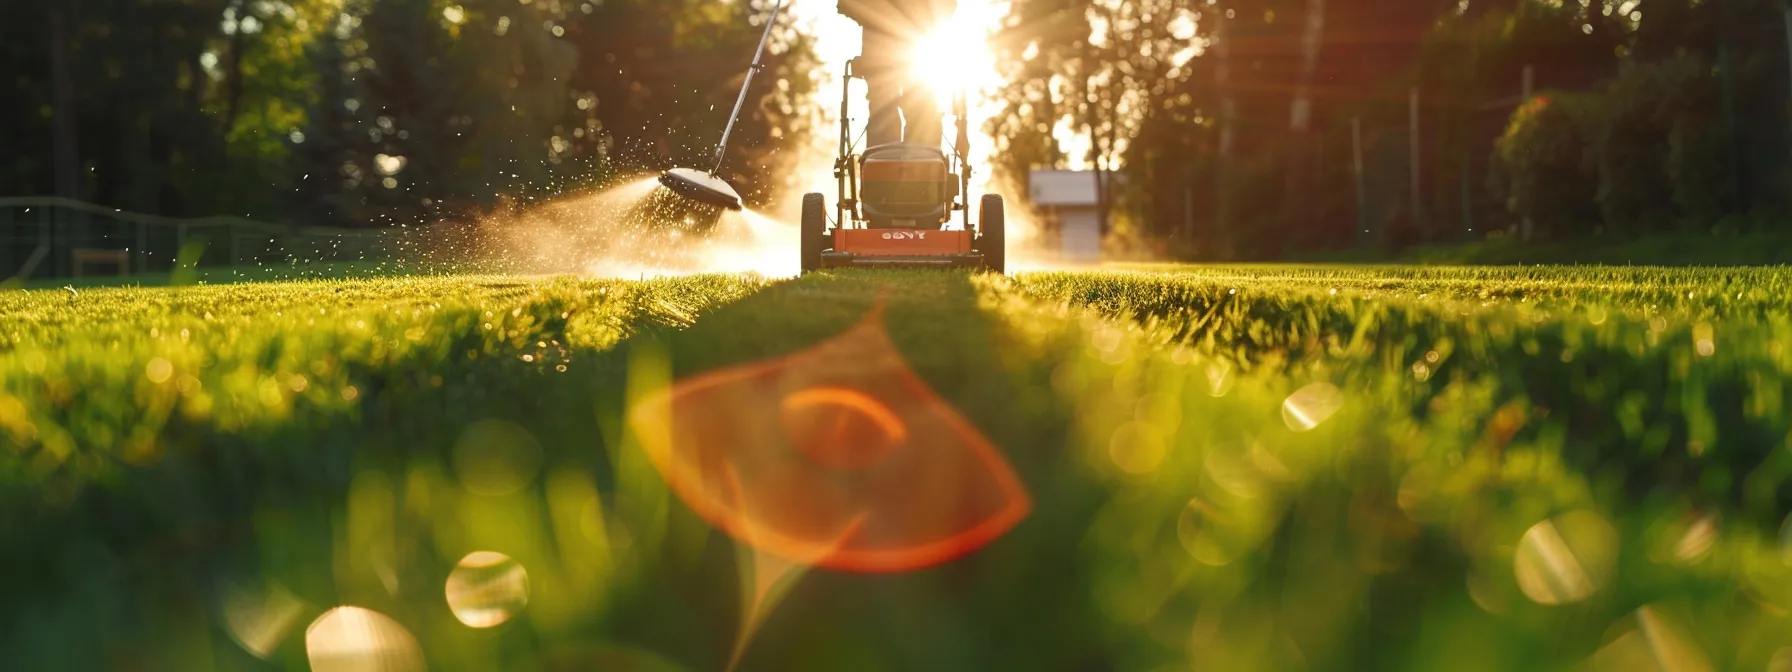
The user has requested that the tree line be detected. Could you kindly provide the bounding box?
[3,0,817,228]
[988,0,1792,259]
[10,0,1787,260]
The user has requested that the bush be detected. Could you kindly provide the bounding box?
[1583,54,1733,232]
[1490,93,1599,238]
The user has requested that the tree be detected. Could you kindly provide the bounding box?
[5,0,818,237]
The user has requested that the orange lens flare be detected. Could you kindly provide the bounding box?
[780,386,907,471]
[628,299,1031,573]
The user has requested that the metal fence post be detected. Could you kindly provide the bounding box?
[1352,116,1368,249]
[50,207,62,278]
[1521,65,1535,241]
[1409,86,1423,233]
[1,207,12,274]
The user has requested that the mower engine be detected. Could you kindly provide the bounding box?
[858,144,954,229]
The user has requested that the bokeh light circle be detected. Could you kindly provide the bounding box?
[453,419,544,496]
[1178,497,1249,566]
[1109,422,1167,474]
[1514,510,1618,605]
[1281,382,1344,431]
[220,581,307,660]
[305,606,426,672]
[445,551,531,628]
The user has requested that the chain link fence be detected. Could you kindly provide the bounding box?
[1,197,422,282]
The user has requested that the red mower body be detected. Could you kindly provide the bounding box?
[823,229,982,268]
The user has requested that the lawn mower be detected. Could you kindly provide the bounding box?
[658,0,1003,274]
[798,56,1004,274]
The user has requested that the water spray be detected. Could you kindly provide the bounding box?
[657,0,787,212]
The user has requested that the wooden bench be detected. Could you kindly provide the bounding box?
[71,248,130,277]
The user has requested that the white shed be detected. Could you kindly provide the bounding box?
[1026,169,1108,264]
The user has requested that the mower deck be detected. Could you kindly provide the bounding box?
[820,251,988,269]
[821,228,986,269]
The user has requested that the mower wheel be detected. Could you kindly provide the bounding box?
[977,194,1006,274]
[800,192,826,273]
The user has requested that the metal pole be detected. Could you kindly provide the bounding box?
[1352,116,1367,249]
[1460,152,1471,238]
[1521,64,1534,240]
[0,207,10,273]
[1409,86,1422,234]
[1717,0,1743,214]
[711,0,786,174]
[1783,7,1792,206]
[837,59,851,228]
[1184,188,1194,242]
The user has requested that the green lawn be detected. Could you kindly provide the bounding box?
[3,265,1791,671]
[7,259,467,291]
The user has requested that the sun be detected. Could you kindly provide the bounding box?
[789,0,1009,207]
[908,10,1001,104]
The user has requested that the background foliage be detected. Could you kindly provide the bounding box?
[988,0,1792,259]
[8,0,1792,258]
[2,0,817,228]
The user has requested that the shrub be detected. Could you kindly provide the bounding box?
[1491,92,1599,238]
[1582,54,1733,232]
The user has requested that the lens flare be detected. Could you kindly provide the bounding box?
[627,299,1031,573]
[780,386,908,471]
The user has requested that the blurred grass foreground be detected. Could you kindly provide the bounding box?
[3,266,1792,670]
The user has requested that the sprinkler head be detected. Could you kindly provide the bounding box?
[658,168,744,211]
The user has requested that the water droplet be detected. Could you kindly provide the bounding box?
[445,551,531,628]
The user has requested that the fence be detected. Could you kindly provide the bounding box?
[1,197,416,282]
[1344,83,1533,250]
